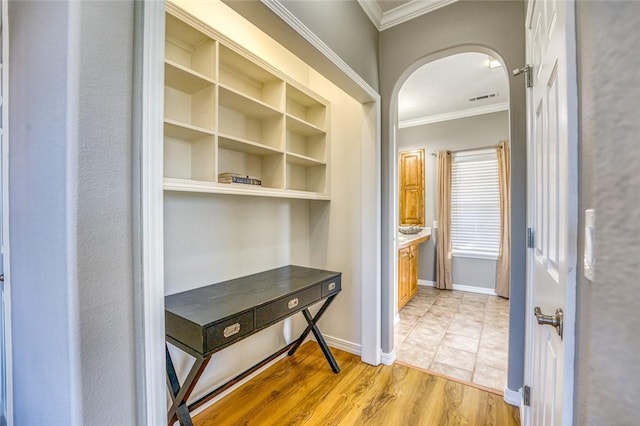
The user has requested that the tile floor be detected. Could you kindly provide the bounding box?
[394,286,509,392]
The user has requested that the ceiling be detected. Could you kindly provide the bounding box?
[398,52,509,128]
[357,0,458,30]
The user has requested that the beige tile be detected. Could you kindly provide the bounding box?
[428,361,473,382]
[473,363,507,391]
[406,297,434,310]
[399,311,421,325]
[425,304,457,319]
[437,290,464,299]
[396,345,436,370]
[394,331,408,345]
[433,346,476,371]
[452,311,484,324]
[462,293,489,303]
[400,304,428,318]
[412,320,448,336]
[433,297,462,309]
[457,303,487,317]
[447,320,483,339]
[476,346,508,370]
[441,332,479,353]
[479,333,508,352]
[402,332,442,353]
[394,320,415,335]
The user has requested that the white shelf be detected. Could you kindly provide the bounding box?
[165,59,215,94]
[164,10,330,200]
[219,133,283,156]
[163,178,329,200]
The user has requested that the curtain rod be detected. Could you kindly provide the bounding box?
[430,144,499,156]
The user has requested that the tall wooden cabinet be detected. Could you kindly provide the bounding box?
[163,7,330,200]
[398,243,418,309]
[399,149,425,225]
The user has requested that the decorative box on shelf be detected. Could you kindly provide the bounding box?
[218,173,262,186]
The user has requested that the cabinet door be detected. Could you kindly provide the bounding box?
[399,150,425,225]
[409,244,418,299]
[398,246,411,309]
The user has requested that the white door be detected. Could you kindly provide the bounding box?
[0,1,10,424]
[524,0,578,425]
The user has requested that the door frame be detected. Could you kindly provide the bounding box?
[385,46,517,391]
[1,0,12,422]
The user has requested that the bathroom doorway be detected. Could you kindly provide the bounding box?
[393,52,511,393]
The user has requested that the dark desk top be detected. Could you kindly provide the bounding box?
[165,265,341,327]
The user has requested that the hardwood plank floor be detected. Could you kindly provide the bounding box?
[193,342,520,426]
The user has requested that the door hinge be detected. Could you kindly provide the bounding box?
[527,227,535,248]
[513,64,533,88]
[523,385,531,406]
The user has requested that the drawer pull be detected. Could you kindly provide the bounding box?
[287,298,299,309]
[223,323,241,338]
[328,282,336,291]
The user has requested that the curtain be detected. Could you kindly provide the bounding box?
[436,150,453,290]
[496,142,511,298]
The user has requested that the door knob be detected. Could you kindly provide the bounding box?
[534,306,564,339]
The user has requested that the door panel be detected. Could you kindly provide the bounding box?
[399,150,424,225]
[525,0,577,424]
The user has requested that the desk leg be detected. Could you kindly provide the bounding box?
[288,294,340,373]
[166,345,211,426]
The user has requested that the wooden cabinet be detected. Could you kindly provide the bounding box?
[163,7,330,200]
[398,243,418,309]
[399,150,425,225]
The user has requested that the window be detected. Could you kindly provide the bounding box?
[450,149,500,259]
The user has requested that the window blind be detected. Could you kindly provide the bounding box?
[450,150,500,259]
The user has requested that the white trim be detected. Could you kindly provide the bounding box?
[398,102,509,128]
[136,1,166,425]
[261,0,379,102]
[503,386,521,407]
[418,279,497,296]
[0,0,12,421]
[357,0,459,31]
[317,335,361,356]
[381,350,396,366]
[394,313,400,325]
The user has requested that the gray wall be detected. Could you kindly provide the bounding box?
[9,1,137,424]
[222,0,379,100]
[574,2,640,424]
[379,0,526,392]
[398,111,509,289]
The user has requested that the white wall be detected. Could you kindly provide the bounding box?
[397,111,509,291]
[165,0,372,406]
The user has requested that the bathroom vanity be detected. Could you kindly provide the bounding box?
[397,228,431,309]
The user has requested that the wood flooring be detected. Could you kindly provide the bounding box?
[193,342,520,426]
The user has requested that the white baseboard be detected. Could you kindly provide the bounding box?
[381,349,396,365]
[316,335,361,356]
[418,279,497,296]
[503,386,521,407]
[394,313,400,325]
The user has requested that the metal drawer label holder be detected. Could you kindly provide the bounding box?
[287,298,299,309]
[223,323,241,338]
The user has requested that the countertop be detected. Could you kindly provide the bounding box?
[397,227,432,249]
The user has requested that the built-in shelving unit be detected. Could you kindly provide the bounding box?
[163,9,330,200]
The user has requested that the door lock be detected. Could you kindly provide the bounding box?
[534,306,564,339]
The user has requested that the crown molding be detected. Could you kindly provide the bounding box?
[358,0,459,31]
[398,102,509,128]
[261,0,379,101]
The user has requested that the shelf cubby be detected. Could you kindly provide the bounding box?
[286,117,326,163]
[165,14,215,80]
[219,45,284,110]
[286,84,327,130]
[218,147,284,190]
[286,160,327,194]
[164,133,215,182]
[165,84,216,132]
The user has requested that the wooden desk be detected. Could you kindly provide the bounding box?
[165,265,342,426]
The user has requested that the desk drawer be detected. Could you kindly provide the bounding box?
[321,278,341,297]
[256,285,321,329]
[205,311,254,353]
